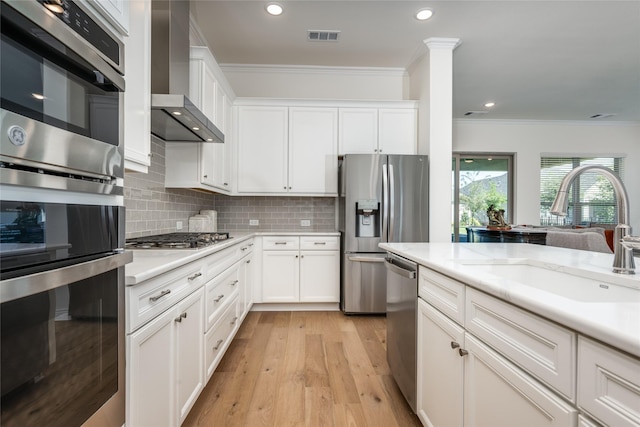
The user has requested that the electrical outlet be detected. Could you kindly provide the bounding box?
[300,219,311,227]
[249,219,259,226]
[176,221,183,230]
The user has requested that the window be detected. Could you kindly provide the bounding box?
[452,154,513,242]
[540,156,625,226]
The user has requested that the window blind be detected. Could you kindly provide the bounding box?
[540,156,625,226]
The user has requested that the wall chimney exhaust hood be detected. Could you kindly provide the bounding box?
[150,0,224,143]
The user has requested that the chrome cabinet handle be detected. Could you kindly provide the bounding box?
[241,246,248,251]
[459,349,469,357]
[246,259,251,264]
[248,243,254,247]
[274,242,287,245]
[314,242,327,245]
[450,341,460,349]
[188,272,202,281]
[230,316,238,325]
[230,280,239,286]
[213,339,224,350]
[174,312,187,323]
[224,182,228,186]
[150,290,171,302]
[214,294,224,303]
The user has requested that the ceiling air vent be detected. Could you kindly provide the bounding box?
[463,111,489,116]
[307,30,340,42]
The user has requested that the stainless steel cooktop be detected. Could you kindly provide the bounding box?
[125,232,231,249]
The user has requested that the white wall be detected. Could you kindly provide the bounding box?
[453,120,640,231]
[220,65,408,100]
[407,54,430,155]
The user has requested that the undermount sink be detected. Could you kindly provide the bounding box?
[457,259,640,303]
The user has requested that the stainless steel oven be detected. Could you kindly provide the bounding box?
[0,197,131,427]
[1,0,125,196]
[0,1,130,425]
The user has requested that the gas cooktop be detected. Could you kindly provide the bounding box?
[125,232,231,249]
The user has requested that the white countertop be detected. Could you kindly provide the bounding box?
[379,242,640,357]
[125,231,339,285]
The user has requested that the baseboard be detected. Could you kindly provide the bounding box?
[250,302,340,312]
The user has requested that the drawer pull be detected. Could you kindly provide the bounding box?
[241,246,248,251]
[213,339,224,350]
[458,349,469,357]
[230,280,239,286]
[230,316,238,325]
[248,243,254,247]
[149,290,171,302]
[314,242,327,245]
[246,260,251,264]
[188,272,202,281]
[450,341,460,349]
[174,312,187,323]
[274,242,288,245]
[214,294,225,303]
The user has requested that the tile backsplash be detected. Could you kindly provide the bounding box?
[125,139,336,238]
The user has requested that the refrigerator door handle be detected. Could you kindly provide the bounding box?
[389,164,395,242]
[382,163,389,241]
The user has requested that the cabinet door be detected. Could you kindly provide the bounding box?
[417,299,465,427]
[288,107,338,195]
[176,288,205,426]
[237,106,288,193]
[87,0,130,35]
[127,307,176,427]
[378,108,417,154]
[464,333,578,427]
[338,108,378,154]
[123,0,150,172]
[239,253,254,316]
[299,250,339,302]
[262,250,299,302]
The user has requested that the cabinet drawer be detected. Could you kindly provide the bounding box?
[127,260,205,333]
[419,267,465,326]
[205,263,240,330]
[578,336,640,427]
[202,243,242,279]
[300,235,339,250]
[204,297,238,380]
[465,287,576,402]
[262,236,300,250]
[238,238,255,256]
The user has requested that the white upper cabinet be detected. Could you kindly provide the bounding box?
[165,47,235,193]
[378,108,417,154]
[123,0,151,173]
[288,107,338,195]
[338,108,379,154]
[86,0,130,35]
[339,106,417,155]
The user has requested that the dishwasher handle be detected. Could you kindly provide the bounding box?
[384,256,417,279]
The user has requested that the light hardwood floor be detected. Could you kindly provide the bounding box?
[183,311,422,427]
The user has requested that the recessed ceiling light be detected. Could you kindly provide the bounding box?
[192,127,200,131]
[32,93,46,100]
[172,111,182,116]
[265,3,283,16]
[484,102,496,108]
[415,8,433,21]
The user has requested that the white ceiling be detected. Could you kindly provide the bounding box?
[190,0,640,122]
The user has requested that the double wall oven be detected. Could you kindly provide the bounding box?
[0,1,131,426]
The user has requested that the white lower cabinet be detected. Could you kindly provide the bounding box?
[417,266,578,427]
[261,235,339,304]
[128,287,204,427]
[577,336,640,426]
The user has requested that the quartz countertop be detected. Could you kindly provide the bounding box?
[126,231,339,285]
[379,242,640,357]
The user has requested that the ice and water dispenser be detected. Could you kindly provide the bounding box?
[355,199,380,237]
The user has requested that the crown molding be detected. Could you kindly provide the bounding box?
[424,37,462,50]
[454,118,640,127]
[220,64,408,78]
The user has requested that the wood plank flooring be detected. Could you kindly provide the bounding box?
[183,311,421,427]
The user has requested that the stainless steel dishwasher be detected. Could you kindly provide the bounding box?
[385,252,418,413]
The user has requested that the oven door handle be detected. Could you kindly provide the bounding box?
[1,251,133,303]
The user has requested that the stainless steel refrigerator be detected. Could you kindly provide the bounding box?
[338,154,429,314]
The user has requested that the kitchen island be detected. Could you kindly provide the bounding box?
[380,242,640,427]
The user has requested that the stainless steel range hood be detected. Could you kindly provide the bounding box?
[150,0,224,143]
